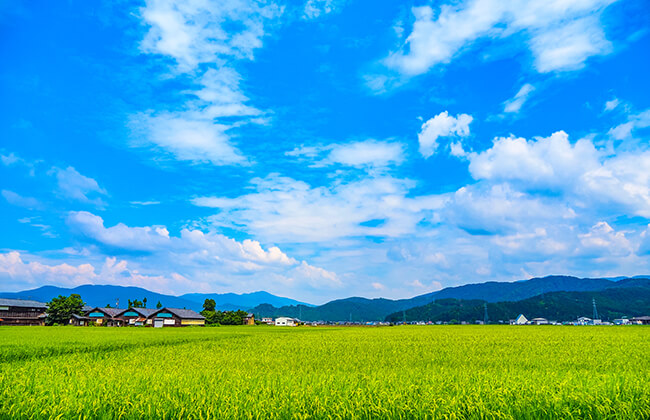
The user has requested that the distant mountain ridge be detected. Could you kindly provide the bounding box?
[385,285,650,323]
[250,276,650,322]
[0,285,309,312]
[2,276,648,321]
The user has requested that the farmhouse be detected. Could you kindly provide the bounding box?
[510,314,528,325]
[243,313,255,325]
[261,317,274,325]
[117,307,158,326]
[69,313,92,326]
[0,298,47,326]
[275,317,298,326]
[631,316,650,325]
[148,308,205,327]
[530,318,549,325]
[85,307,125,326]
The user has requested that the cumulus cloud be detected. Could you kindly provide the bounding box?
[418,111,472,158]
[503,83,535,114]
[42,210,339,300]
[193,173,447,242]
[467,130,650,217]
[382,0,615,78]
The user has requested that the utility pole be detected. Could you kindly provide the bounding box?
[484,303,489,325]
[403,310,406,324]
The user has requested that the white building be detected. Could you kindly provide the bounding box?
[275,317,297,326]
[511,314,528,325]
[530,318,549,325]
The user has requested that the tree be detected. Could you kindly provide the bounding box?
[143,297,147,308]
[46,294,85,326]
[203,299,216,312]
[128,299,144,308]
[156,301,162,309]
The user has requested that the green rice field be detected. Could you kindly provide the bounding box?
[1,325,649,419]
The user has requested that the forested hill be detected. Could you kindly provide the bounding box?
[251,276,650,322]
[385,286,650,323]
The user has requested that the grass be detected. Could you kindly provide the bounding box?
[1,325,649,419]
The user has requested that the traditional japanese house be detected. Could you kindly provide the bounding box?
[0,298,47,326]
[84,307,125,326]
[116,307,157,326]
[148,308,205,327]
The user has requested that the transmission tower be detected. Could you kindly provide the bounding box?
[484,303,489,324]
[592,298,599,320]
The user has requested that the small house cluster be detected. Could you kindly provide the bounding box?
[0,298,204,327]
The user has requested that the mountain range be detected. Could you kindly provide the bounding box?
[0,285,309,312]
[249,276,650,322]
[1,275,649,321]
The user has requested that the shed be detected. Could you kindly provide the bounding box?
[530,318,549,325]
[148,308,205,327]
[511,314,528,325]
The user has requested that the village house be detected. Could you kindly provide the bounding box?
[116,307,158,326]
[530,318,549,325]
[275,317,298,326]
[261,317,274,325]
[85,307,125,326]
[148,308,205,327]
[0,298,47,326]
[243,313,255,325]
[631,316,650,325]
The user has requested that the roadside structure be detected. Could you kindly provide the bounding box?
[0,298,47,326]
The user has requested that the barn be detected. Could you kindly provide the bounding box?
[148,308,205,327]
[0,298,47,326]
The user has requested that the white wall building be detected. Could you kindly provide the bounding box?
[275,317,297,326]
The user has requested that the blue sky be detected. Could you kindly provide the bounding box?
[1,0,650,303]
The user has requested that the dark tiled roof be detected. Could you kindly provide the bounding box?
[85,307,123,317]
[0,298,47,308]
[154,308,204,320]
[117,307,158,317]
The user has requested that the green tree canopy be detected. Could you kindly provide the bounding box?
[46,294,85,326]
[203,299,216,312]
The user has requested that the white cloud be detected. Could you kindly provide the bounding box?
[604,98,620,112]
[132,0,281,165]
[67,211,171,252]
[50,166,107,206]
[383,0,616,77]
[139,0,280,72]
[608,109,650,140]
[503,83,535,113]
[303,0,343,20]
[287,140,405,168]
[418,111,473,158]
[193,174,447,242]
[579,222,632,257]
[2,190,42,210]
